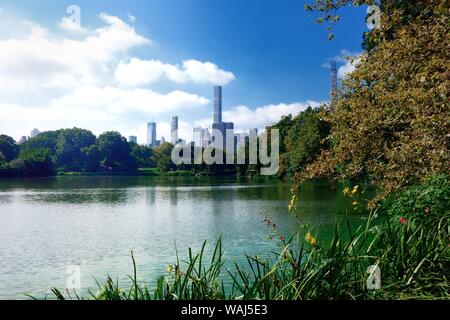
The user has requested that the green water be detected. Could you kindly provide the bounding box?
[0,176,355,299]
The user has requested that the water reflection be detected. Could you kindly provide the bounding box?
[0,176,355,299]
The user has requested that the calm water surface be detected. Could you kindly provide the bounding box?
[0,176,353,299]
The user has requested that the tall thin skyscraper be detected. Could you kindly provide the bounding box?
[330,60,337,103]
[214,86,222,123]
[147,122,157,147]
[171,116,178,144]
[30,128,40,138]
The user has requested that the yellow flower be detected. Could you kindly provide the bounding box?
[352,201,358,206]
[343,187,350,195]
[167,265,174,273]
[305,232,317,246]
[351,185,359,194]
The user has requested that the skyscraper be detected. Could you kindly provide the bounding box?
[30,128,40,138]
[147,122,157,147]
[171,116,178,145]
[128,136,137,143]
[214,86,222,123]
[193,126,203,148]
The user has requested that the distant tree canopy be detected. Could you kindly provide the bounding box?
[97,131,137,171]
[0,134,19,162]
[300,0,450,201]
[152,142,176,173]
[270,107,331,178]
[56,128,96,171]
[0,129,153,177]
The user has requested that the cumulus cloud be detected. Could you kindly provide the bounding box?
[337,56,362,79]
[51,86,209,114]
[195,101,323,134]
[114,58,235,86]
[0,13,149,92]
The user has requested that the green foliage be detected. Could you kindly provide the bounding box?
[304,0,447,49]
[301,4,449,200]
[19,148,55,177]
[0,135,19,162]
[152,142,176,173]
[130,143,154,168]
[56,128,96,171]
[96,131,137,172]
[20,130,60,156]
[81,145,102,172]
[271,107,330,178]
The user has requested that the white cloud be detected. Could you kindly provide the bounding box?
[0,13,149,92]
[114,58,235,87]
[195,101,323,134]
[338,56,361,79]
[51,86,209,114]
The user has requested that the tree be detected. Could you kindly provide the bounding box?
[0,135,19,162]
[300,1,449,201]
[96,131,137,171]
[304,0,447,49]
[152,142,175,173]
[283,107,330,177]
[20,148,55,177]
[20,130,61,156]
[56,128,96,171]
[81,145,102,172]
[130,143,154,168]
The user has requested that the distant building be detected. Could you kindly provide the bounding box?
[193,127,203,148]
[18,136,27,144]
[212,122,234,151]
[128,136,137,143]
[211,86,234,151]
[171,116,178,145]
[214,86,222,123]
[30,128,40,138]
[146,122,157,147]
[160,136,166,145]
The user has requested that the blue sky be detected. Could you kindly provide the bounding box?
[0,0,367,143]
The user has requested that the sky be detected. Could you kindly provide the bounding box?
[0,0,367,144]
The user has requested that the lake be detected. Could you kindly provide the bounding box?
[0,176,353,299]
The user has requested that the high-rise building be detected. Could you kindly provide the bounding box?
[171,116,178,144]
[214,86,222,123]
[19,136,27,144]
[146,122,157,147]
[249,128,258,136]
[128,136,137,143]
[330,60,337,103]
[160,136,166,145]
[211,85,234,151]
[30,128,40,138]
[193,127,203,148]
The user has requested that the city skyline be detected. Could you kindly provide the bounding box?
[0,1,366,144]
